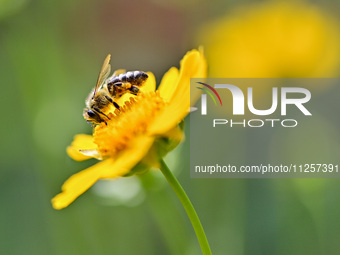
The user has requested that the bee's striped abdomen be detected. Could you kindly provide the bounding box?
[108,71,148,86]
[106,71,148,98]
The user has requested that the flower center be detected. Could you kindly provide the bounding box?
[93,92,165,158]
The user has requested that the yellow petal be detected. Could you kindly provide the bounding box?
[67,134,98,161]
[78,149,102,160]
[52,135,155,209]
[116,72,156,105]
[52,159,113,210]
[140,72,156,93]
[158,67,179,102]
[148,49,207,136]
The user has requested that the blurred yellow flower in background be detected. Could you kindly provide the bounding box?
[199,0,340,80]
[52,49,206,210]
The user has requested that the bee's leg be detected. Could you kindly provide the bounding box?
[113,82,122,87]
[104,95,120,110]
[104,95,113,103]
[113,102,120,110]
[129,85,139,95]
[108,82,132,98]
[114,82,131,89]
[93,107,111,120]
[113,83,139,95]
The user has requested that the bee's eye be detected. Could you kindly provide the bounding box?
[87,110,96,118]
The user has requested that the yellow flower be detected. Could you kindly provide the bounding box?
[52,49,207,210]
[199,1,340,79]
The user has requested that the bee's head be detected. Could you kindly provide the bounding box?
[83,108,104,125]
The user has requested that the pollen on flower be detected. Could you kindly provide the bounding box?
[93,92,165,158]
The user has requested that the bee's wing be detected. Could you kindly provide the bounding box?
[93,54,111,97]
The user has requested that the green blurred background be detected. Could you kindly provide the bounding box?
[1,0,340,254]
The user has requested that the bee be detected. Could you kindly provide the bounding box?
[83,54,148,125]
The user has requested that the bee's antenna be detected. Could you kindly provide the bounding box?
[86,120,95,128]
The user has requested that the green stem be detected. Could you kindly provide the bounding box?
[159,159,212,255]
